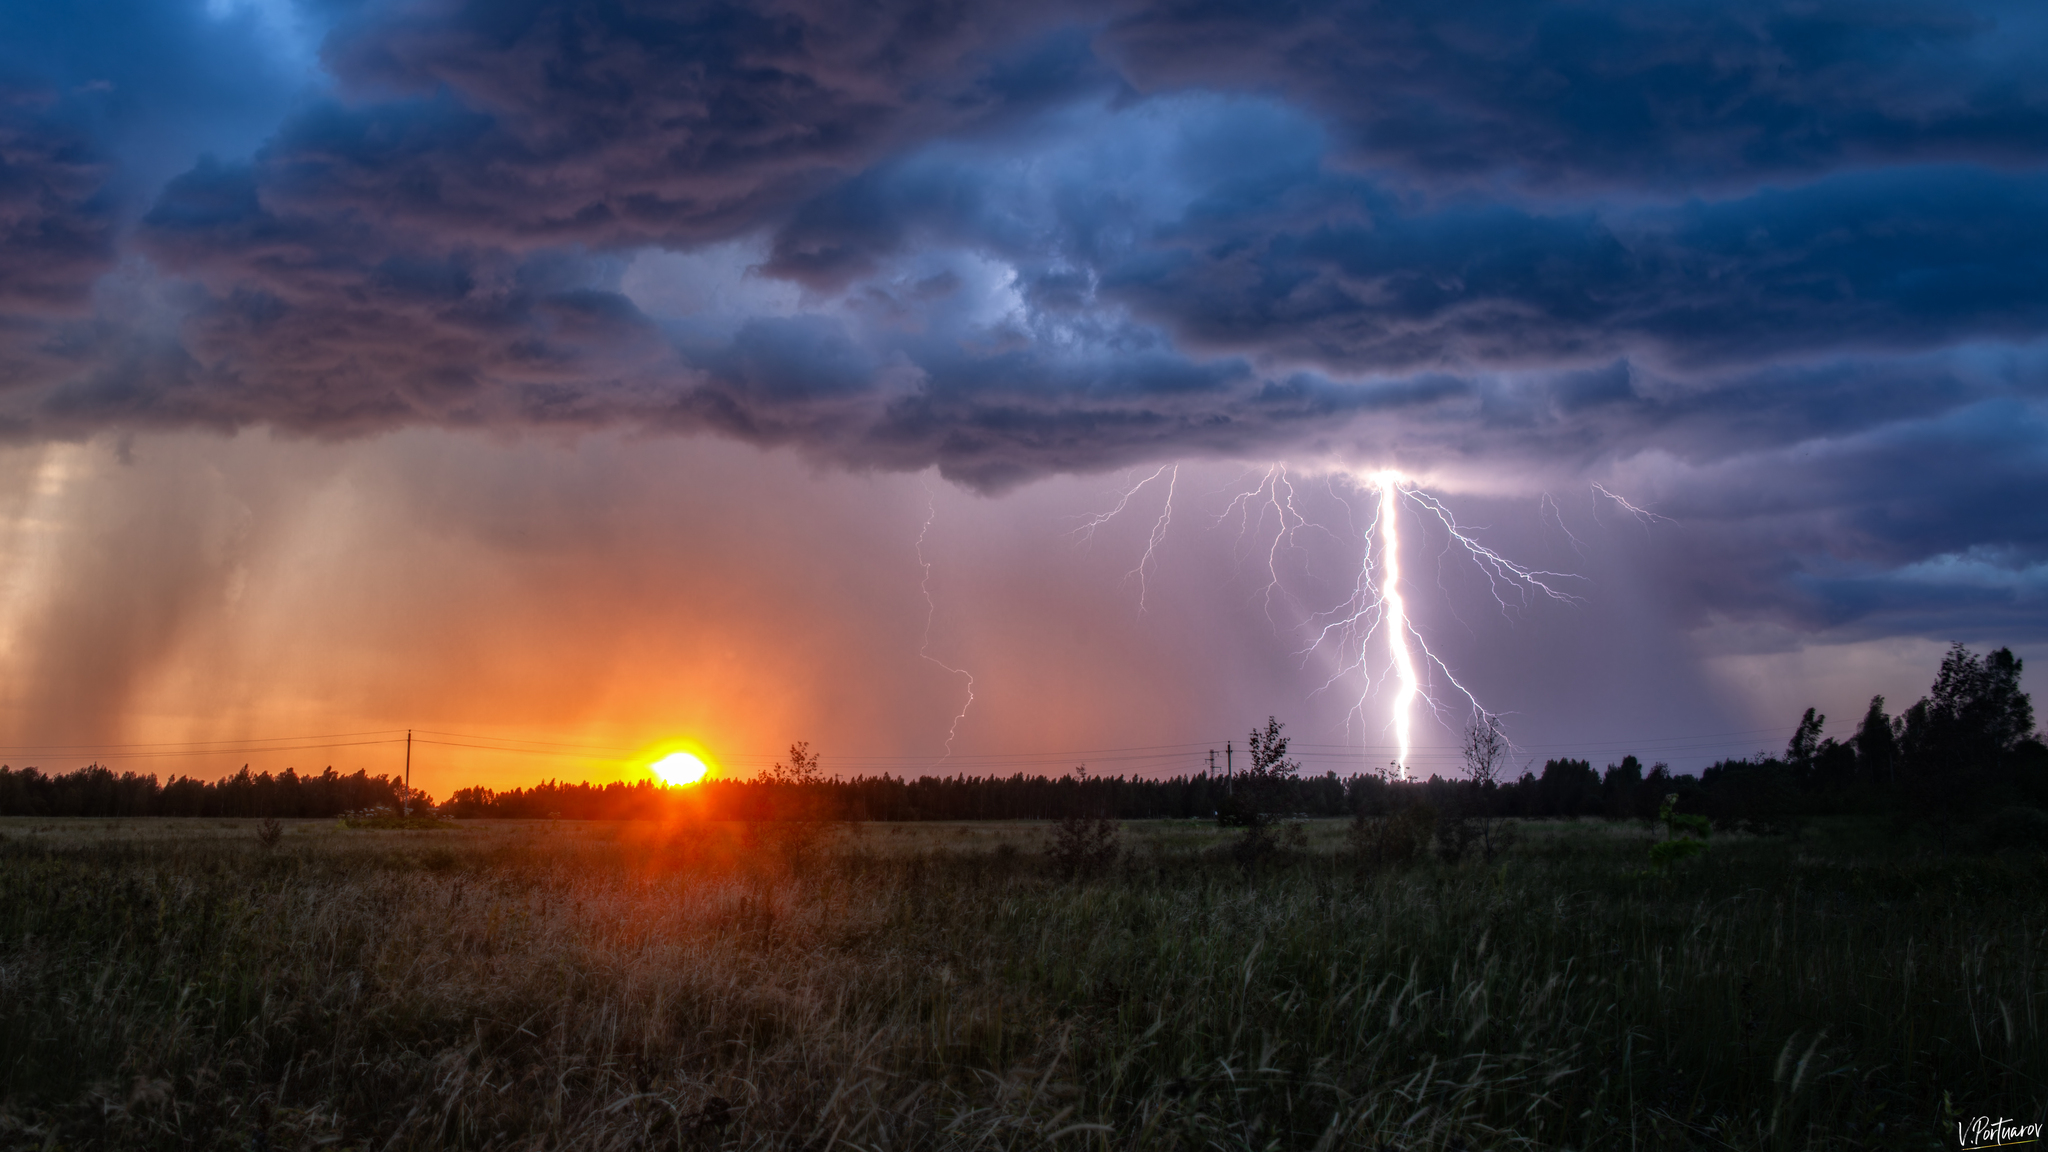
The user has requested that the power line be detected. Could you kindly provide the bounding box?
[0,720,1802,778]
[0,738,406,762]
[0,728,406,752]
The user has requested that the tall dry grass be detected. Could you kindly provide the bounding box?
[0,816,2040,1149]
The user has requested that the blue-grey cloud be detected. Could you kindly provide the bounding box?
[1102,0,2048,192]
[1,0,2047,649]
[0,101,112,317]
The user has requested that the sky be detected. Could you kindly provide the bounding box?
[1,0,2044,794]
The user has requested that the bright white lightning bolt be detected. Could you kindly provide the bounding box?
[1086,462,1581,779]
[1373,473,1422,772]
[917,479,975,760]
[1309,470,1579,776]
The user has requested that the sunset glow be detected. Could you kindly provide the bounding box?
[650,751,710,787]
[2,3,2040,1143]
[0,0,2038,786]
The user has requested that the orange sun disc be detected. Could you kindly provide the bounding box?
[651,751,709,786]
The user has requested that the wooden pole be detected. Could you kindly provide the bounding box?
[403,729,412,815]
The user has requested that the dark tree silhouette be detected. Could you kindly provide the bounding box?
[1901,646,2034,769]
[1853,696,1898,784]
[1458,713,1516,862]
[1218,716,1301,828]
[1897,645,2039,833]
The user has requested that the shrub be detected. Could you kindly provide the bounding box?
[1981,805,2048,852]
[1649,792,1709,871]
[1048,815,1120,878]
[1348,803,1436,871]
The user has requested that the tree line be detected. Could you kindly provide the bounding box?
[5,645,2039,837]
[0,764,419,819]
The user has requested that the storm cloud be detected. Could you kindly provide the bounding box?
[1,0,2046,705]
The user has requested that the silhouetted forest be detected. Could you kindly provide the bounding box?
[5,645,2042,841]
[0,765,417,819]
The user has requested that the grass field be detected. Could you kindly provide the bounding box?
[0,815,2041,1150]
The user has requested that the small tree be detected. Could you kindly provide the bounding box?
[1456,712,1517,863]
[1463,712,1509,788]
[1648,792,1709,871]
[1049,814,1120,879]
[1348,802,1436,872]
[760,742,831,865]
[1218,716,1301,828]
[1853,696,1897,784]
[1213,717,1306,870]
[1786,708,1826,770]
[765,742,824,785]
[1245,717,1298,782]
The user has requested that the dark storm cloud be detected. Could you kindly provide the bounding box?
[1102,0,2048,192]
[1606,396,2048,640]
[0,100,113,317]
[0,0,2045,645]
[759,108,2048,374]
[2,0,2039,456]
[10,0,1130,439]
[0,97,117,409]
[0,0,316,195]
[280,0,1112,250]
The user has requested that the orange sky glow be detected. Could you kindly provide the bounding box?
[0,428,1972,793]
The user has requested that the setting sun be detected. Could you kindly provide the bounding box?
[650,751,709,786]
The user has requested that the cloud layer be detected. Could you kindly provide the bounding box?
[1,0,2045,672]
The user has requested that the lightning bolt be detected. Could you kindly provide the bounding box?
[1087,463,1579,779]
[1073,463,1178,613]
[1301,471,1577,777]
[1541,492,1589,557]
[917,478,975,760]
[1400,487,1582,616]
[1374,473,1422,771]
[1592,482,1673,525]
[1215,464,1340,623]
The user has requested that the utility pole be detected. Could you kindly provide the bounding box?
[403,729,412,816]
[1207,748,1216,776]
[1225,742,1233,781]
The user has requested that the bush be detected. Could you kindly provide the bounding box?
[1228,820,1308,872]
[1981,806,2048,852]
[1648,792,1710,872]
[1348,803,1436,871]
[1048,815,1120,878]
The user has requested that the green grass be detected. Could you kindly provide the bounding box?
[0,816,2040,1149]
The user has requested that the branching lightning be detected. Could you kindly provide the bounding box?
[1399,487,1582,616]
[1072,463,1179,613]
[1541,492,1588,556]
[1314,472,1581,773]
[1090,462,1586,779]
[1215,464,1339,622]
[1592,482,1673,525]
[1135,465,1178,614]
[916,479,975,760]
[1073,464,1173,543]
